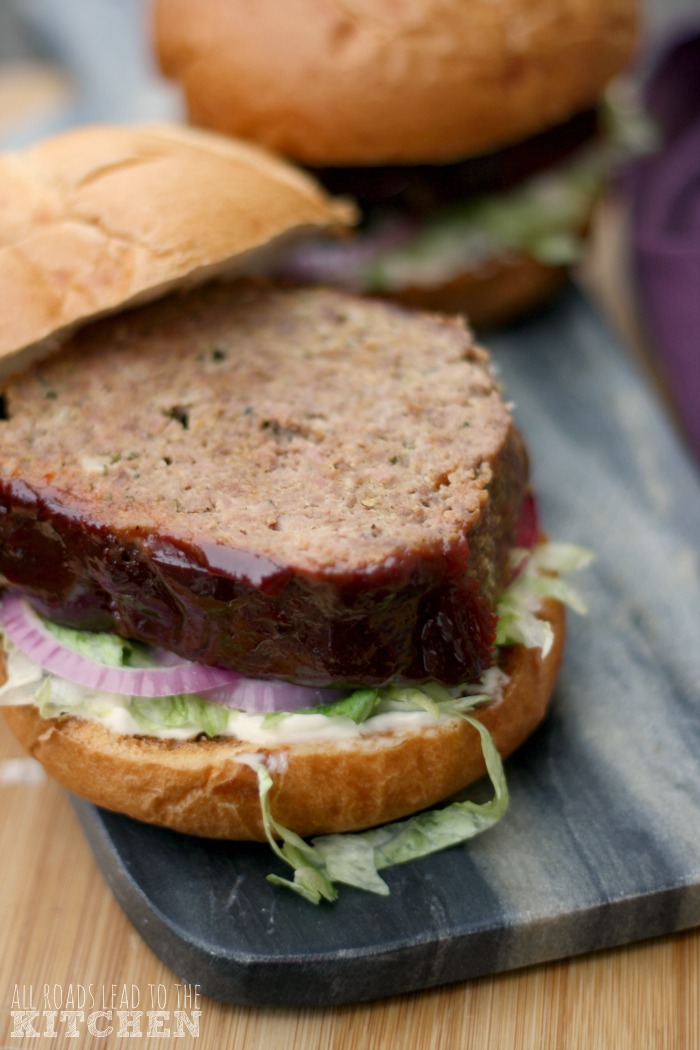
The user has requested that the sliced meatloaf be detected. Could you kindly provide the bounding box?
[0,282,528,686]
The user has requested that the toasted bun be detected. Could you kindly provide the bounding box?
[154,0,639,165]
[1,599,564,840]
[0,123,355,380]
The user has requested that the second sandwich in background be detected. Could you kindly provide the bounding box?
[154,0,641,327]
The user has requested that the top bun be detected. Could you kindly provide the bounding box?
[154,0,640,165]
[0,123,355,379]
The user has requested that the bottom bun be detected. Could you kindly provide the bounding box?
[387,254,570,329]
[1,598,564,840]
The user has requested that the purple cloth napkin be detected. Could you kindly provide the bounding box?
[630,23,700,461]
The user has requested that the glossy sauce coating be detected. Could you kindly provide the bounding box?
[0,283,528,685]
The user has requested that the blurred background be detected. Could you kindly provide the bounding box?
[0,0,180,147]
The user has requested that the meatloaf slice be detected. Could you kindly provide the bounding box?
[0,281,528,686]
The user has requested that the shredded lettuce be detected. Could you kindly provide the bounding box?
[129,694,230,738]
[41,620,134,668]
[0,641,233,739]
[263,687,381,729]
[257,703,508,903]
[0,642,48,706]
[363,156,599,293]
[41,618,161,669]
[254,541,593,903]
[364,92,657,293]
[496,543,594,653]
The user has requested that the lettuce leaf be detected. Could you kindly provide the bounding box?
[257,705,508,903]
[129,694,230,738]
[263,687,380,729]
[41,620,132,667]
[253,540,592,902]
[496,542,594,652]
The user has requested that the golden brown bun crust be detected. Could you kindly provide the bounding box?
[1,599,565,841]
[0,123,355,379]
[384,254,570,329]
[154,0,640,165]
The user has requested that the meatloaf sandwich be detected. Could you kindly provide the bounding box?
[0,123,587,901]
[154,0,640,327]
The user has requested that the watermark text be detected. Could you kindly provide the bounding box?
[8,983,202,1038]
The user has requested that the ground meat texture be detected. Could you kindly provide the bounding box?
[0,282,528,686]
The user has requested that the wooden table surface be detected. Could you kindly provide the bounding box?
[1,40,699,1050]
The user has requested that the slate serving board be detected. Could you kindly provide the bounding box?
[71,286,700,1008]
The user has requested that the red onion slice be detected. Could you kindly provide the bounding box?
[0,593,342,711]
[275,216,419,286]
[204,680,343,713]
[0,593,240,696]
